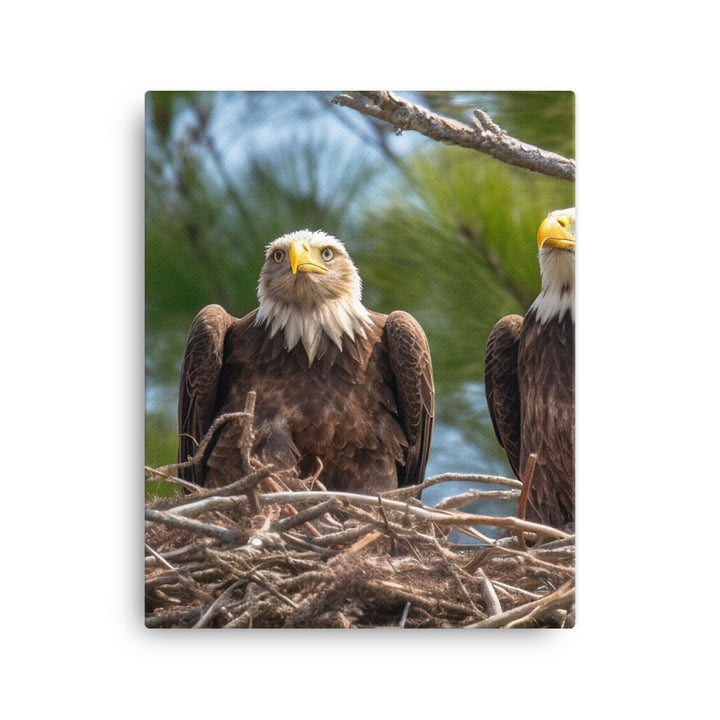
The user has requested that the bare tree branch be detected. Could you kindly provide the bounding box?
[248,489,572,541]
[464,581,574,629]
[332,91,575,181]
[145,507,240,543]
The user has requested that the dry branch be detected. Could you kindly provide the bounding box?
[249,489,571,541]
[475,565,503,617]
[465,582,575,629]
[145,507,240,543]
[385,472,523,502]
[332,91,575,181]
[175,410,254,473]
[434,488,519,511]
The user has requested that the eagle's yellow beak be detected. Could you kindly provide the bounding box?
[289,238,329,275]
[537,209,576,250]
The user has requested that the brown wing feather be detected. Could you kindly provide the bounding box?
[384,311,435,487]
[177,304,235,483]
[484,314,523,478]
[517,310,574,527]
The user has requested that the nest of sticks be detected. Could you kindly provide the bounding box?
[145,398,574,629]
[145,476,574,629]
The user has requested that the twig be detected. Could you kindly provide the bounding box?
[174,411,254,473]
[478,542,575,576]
[465,582,574,629]
[144,540,208,567]
[385,472,522,502]
[309,523,377,547]
[434,488,519,511]
[193,579,245,628]
[425,472,522,489]
[143,545,215,604]
[247,571,300,610]
[339,501,415,542]
[378,495,400,555]
[145,465,199,492]
[173,465,276,504]
[240,391,256,474]
[332,91,575,181]
[144,543,176,571]
[449,526,498,545]
[517,452,537,551]
[367,579,485,621]
[265,473,321,537]
[274,498,339,533]
[165,495,248,518]
[517,453,537,523]
[145,508,239,543]
[491,580,542,601]
[431,537,483,616]
[475,565,503,617]
[399,601,411,628]
[280,532,339,557]
[146,607,203,628]
[346,530,383,555]
[252,490,571,540]
[240,392,261,513]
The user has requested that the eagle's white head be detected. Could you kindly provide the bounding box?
[255,230,372,363]
[532,208,575,323]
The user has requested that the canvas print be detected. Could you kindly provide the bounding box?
[144,91,575,628]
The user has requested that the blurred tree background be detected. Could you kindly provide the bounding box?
[145,90,574,481]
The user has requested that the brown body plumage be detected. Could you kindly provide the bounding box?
[484,210,575,529]
[178,230,434,494]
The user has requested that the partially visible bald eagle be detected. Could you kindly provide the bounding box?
[484,209,575,529]
[178,230,434,494]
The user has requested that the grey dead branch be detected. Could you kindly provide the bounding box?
[331,91,575,182]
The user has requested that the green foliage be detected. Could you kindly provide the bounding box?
[356,144,574,386]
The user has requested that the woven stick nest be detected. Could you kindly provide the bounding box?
[145,398,575,629]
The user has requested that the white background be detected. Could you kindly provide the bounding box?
[3,2,717,717]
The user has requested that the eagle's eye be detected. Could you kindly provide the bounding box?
[273,249,285,264]
[321,247,334,262]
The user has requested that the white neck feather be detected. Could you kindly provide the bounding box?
[255,294,372,364]
[530,247,575,323]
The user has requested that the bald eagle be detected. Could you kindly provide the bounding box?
[178,230,434,494]
[484,209,575,529]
